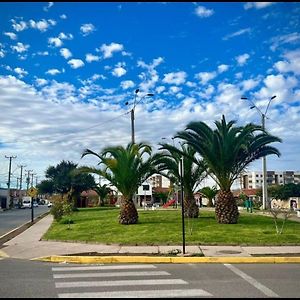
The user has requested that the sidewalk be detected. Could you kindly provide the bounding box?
[1,214,300,264]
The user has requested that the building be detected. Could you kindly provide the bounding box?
[241,171,300,189]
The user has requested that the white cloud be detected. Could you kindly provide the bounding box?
[195,71,217,85]
[60,14,67,19]
[46,69,61,75]
[48,37,63,47]
[223,28,251,41]
[68,59,85,69]
[120,80,135,90]
[162,71,187,85]
[58,32,73,40]
[99,42,124,59]
[270,33,300,52]
[48,33,73,48]
[156,86,166,93]
[35,78,48,86]
[11,20,27,32]
[11,42,30,53]
[274,49,300,75]
[4,32,17,40]
[60,48,72,59]
[80,23,96,36]
[14,67,28,78]
[236,53,250,66]
[218,64,229,73]
[194,6,214,18]
[43,2,54,11]
[241,78,260,92]
[29,19,56,32]
[112,66,127,77]
[85,53,100,63]
[244,2,274,10]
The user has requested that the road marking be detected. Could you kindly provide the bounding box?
[0,250,9,258]
[54,270,170,279]
[52,264,156,272]
[55,278,187,288]
[58,289,213,298]
[224,264,280,298]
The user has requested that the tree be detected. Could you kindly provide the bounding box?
[44,160,96,208]
[155,142,206,218]
[200,186,218,207]
[81,142,158,225]
[93,184,111,206]
[176,115,282,224]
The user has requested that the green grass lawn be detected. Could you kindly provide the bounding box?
[43,207,300,246]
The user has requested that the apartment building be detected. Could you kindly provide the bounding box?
[241,171,300,189]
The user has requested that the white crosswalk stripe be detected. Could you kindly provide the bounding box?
[52,264,213,298]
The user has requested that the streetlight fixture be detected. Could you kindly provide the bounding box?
[125,89,154,144]
[241,95,277,210]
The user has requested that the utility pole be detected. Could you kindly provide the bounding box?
[31,172,36,188]
[25,169,33,192]
[5,155,17,209]
[18,164,26,200]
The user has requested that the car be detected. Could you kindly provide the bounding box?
[33,201,38,207]
[47,202,53,208]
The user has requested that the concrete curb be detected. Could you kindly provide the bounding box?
[32,255,300,264]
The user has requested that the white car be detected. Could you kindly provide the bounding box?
[22,199,31,208]
[47,202,53,208]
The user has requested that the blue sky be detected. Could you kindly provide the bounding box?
[0,2,300,188]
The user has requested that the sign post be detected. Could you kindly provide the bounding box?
[179,157,185,255]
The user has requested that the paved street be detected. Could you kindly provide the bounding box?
[0,258,299,298]
[0,206,50,237]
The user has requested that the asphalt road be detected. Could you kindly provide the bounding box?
[0,206,50,237]
[0,259,299,298]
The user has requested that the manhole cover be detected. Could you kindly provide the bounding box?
[217,250,242,254]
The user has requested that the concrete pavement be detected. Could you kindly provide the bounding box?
[1,213,300,264]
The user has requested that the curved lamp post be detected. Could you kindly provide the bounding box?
[241,95,276,210]
[125,89,154,144]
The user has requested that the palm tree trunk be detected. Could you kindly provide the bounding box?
[119,198,138,225]
[184,194,199,218]
[215,190,239,224]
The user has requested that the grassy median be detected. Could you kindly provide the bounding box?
[42,207,300,246]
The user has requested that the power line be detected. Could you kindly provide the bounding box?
[1,110,131,146]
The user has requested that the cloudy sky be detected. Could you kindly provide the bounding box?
[0,2,300,188]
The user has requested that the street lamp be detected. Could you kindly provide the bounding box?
[241,95,276,210]
[125,89,154,144]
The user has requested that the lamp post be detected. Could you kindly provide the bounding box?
[241,95,276,210]
[125,89,154,144]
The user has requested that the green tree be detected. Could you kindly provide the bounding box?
[200,186,218,207]
[176,115,282,224]
[44,160,96,208]
[93,184,111,206]
[81,142,158,225]
[155,142,206,218]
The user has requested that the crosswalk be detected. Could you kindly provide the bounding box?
[52,264,213,298]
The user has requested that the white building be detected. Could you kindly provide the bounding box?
[241,171,300,189]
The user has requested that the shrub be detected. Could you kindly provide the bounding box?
[50,199,65,221]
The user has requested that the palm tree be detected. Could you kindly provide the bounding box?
[155,142,206,218]
[81,142,158,224]
[199,186,218,207]
[176,115,282,224]
[93,184,111,206]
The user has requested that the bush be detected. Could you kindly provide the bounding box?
[50,199,65,221]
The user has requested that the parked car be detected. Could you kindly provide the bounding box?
[33,201,38,207]
[47,202,53,208]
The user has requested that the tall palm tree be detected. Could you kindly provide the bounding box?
[81,142,158,224]
[176,115,282,224]
[155,142,207,218]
